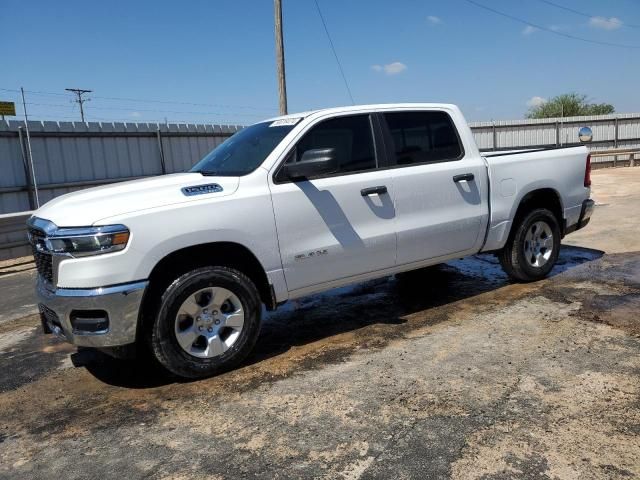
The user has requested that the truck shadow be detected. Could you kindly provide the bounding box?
[77,245,603,388]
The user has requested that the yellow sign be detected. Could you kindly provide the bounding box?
[0,101,16,116]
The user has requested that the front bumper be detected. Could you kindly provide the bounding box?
[37,278,148,348]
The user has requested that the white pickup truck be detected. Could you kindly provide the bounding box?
[28,103,594,378]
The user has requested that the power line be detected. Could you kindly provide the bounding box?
[90,94,275,112]
[534,0,640,30]
[462,0,640,49]
[313,0,355,105]
[23,101,267,118]
[0,87,276,112]
[0,87,68,97]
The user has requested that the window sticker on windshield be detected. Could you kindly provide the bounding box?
[270,118,302,127]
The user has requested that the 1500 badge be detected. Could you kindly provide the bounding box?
[294,249,328,261]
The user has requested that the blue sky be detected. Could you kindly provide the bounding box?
[2,0,639,124]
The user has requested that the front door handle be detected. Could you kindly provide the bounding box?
[453,173,475,183]
[361,185,388,196]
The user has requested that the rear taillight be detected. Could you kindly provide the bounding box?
[584,154,591,187]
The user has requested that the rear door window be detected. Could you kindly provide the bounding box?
[383,111,463,165]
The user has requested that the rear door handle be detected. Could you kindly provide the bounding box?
[453,173,475,183]
[361,185,388,196]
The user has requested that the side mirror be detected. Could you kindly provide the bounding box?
[284,148,338,179]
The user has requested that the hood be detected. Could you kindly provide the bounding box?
[34,173,239,227]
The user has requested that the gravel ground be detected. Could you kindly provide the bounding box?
[0,168,639,480]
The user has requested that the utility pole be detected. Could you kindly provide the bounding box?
[65,88,92,122]
[274,0,288,115]
[20,87,40,207]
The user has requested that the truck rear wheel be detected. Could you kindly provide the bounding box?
[150,266,262,379]
[498,208,560,282]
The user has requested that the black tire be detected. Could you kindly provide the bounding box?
[150,266,262,379]
[498,208,561,282]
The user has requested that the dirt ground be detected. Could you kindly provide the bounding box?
[1,168,639,480]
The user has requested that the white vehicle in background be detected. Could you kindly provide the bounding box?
[28,103,594,378]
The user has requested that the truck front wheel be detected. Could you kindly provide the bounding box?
[150,266,262,378]
[498,208,561,282]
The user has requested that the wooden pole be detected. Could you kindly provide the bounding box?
[274,0,288,115]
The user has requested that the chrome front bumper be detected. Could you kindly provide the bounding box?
[36,278,148,348]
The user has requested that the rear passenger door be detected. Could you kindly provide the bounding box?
[269,113,397,294]
[380,110,488,265]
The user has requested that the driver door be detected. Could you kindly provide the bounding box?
[269,114,397,295]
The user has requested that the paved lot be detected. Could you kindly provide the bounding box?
[0,267,36,325]
[1,168,639,479]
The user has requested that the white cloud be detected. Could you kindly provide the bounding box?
[526,96,547,108]
[130,111,142,118]
[589,16,623,30]
[426,15,442,26]
[384,62,407,75]
[372,62,407,76]
[522,25,538,36]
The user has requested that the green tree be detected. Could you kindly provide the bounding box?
[526,93,615,119]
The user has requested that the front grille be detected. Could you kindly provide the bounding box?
[29,228,54,284]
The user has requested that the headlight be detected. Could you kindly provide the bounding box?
[46,225,130,257]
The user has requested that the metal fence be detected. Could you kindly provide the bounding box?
[0,120,240,215]
[469,112,640,165]
[1,112,639,260]
[0,212,31,261]
[0,120,239,260]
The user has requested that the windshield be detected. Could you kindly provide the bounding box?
[190,121,295,176]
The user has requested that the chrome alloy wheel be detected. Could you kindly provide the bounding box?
[174,287,245,358]
[524,220,554,268]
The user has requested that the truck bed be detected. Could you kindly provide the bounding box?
[480,146,590,252]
